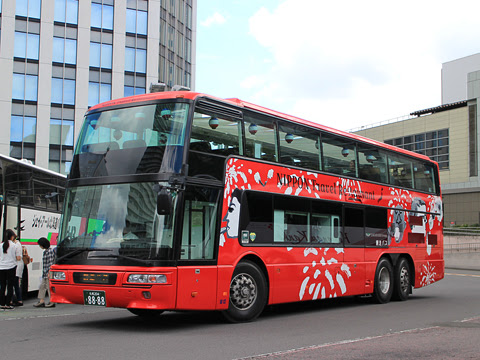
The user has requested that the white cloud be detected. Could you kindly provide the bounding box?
[201,12,227,27]
[244,0,480,130]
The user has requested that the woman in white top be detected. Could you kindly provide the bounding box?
[0,229,22,310]
[12,237,25,306]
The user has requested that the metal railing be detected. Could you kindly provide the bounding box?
[444,227,480,236]
[444,243,480,253]
[347,114,415,133]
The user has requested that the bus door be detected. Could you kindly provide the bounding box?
[176,185,221,310]
[4,191,20,239]
[343,205,366,295]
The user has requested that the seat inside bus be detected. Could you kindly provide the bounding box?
[123,139,147,149]
[81,141,120,153]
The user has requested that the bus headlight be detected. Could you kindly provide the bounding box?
[50,271,67,281]
[127,274,167,284]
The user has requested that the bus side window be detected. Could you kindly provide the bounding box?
[413,161,436,193]
[388,154,413,188]
[365,207,388,246]
[357,146,388,183]
[278,122,321,171]
[241,192,273,244]
[311,201,342,245]
[188,110,242,180]
[321,134,357,177]
[343,206,364,246]
[243,113,278,162]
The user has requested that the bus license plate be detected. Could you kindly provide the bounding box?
[83,290,106,306]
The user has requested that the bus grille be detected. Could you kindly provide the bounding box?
[73,272,117,285]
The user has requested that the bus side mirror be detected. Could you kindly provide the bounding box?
[157,188,172,215]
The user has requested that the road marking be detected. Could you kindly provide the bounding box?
[236,316,480,359]
[234,326,441,360]
[445,272,480,278]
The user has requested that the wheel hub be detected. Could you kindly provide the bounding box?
[399,266,409,292]
[378,267,391,294]
[230,273,257,310]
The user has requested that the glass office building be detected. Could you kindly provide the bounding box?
[0,0,197,173]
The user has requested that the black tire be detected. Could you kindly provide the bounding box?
[373,258,394,304]
[222,260,268,323]
[127,309,164,317]
[392,258,411,301]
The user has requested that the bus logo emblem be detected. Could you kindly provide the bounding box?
[250,232,256,242]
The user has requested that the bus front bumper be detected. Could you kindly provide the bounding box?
[50,282,176,310]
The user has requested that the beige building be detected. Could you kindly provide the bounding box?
[354,54,480,226]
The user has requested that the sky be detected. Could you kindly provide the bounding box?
[196,0,480,131]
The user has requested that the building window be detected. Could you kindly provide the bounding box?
[124,73,145,97]
[51,78,75,105]
[10,115,36,162]
[49,117,74,174]
[469,103,477,177]
[50,105,74,173]
[126,8,147,35]
[16,0,41,19]
[89,42,112,69]
[88,82,111,107]
[186,4,192,29]
[125,47,146,73]
[91,2,114,30]
[123,86,144,97]
[385,129,449,170]
[14,32,39,60]
[54,0,78,25]
[10,115,36,143]
[12,73,38,101]
[53,37,77,64]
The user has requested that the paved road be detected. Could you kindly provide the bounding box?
[1,269,479,360]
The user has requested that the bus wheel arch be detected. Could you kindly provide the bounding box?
[373,257,394,304]
[223,256,269,323]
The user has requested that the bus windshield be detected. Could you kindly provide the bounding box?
[57,182,176,262]
[70,102,189,178]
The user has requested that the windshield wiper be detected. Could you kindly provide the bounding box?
[56,248,111,262]
[96,254,153,266]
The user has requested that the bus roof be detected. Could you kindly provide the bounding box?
[0,153,67,179]
[88,91,434,164]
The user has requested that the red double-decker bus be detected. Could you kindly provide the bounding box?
[50,91,443,322]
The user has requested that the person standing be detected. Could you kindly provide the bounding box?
[33,237,56,308]
[0,229,21,310]
[11,236,24,306]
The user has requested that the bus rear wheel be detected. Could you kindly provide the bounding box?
[373,258,393,304]
[392,258,411,301]
[223,261,267,323]
[127,309,164,317]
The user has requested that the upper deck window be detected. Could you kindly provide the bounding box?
[71,102,189,178]
[278,122,321,171]
[322,134,357,177]
[243,113,277,162]
[188,108,242,180]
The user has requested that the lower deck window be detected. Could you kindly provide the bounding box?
[241,192,342,246]
[240,191,390,247]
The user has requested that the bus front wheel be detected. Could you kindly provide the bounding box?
[373,258,393,304]
[392,257,411,301]
[223,261,267,323]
